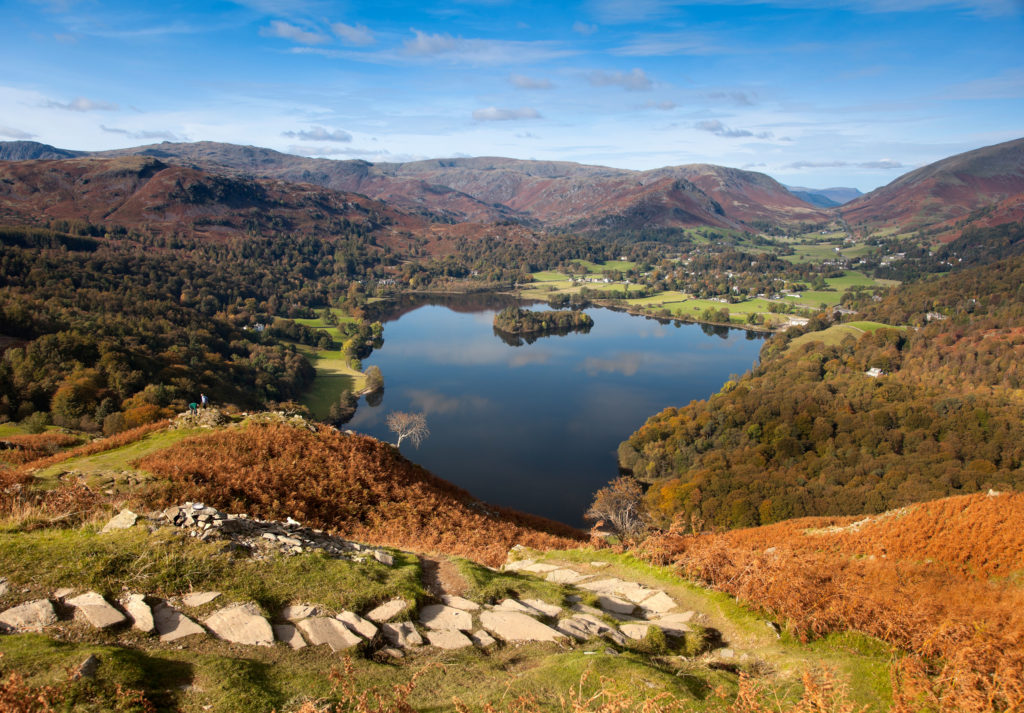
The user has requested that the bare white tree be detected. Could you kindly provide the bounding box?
[386,411,429,449]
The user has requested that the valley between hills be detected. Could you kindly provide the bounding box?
[1,137,1023,712]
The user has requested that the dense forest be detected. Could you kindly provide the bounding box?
[620,254,1024,529]
[0,225,389,431]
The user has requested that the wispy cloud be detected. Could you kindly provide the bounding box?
[43,96,118,112]
[695,119,773,139]
[282,126,352,142]
[939,68,1024,100]
[473,106,542,121]
[402,29,573,64]
[100,125,180,140]
[573,20,598,34]
[331,21,374,45]
[643,100,676,110]
[260,20,329,44]
[510,74,553,89]
[588,68,652,90]
[787,158,905,169]
[611,32,721,56]
[0,126,35,139]
[587,0,672,23]
[707,90,757,106]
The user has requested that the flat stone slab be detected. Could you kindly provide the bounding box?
[502,559,534,572]
[337,611,378,640]
[638,591,677,614]
[122,594,154,633]
[205,603,274,646]
[53,587,75,599]
[520,562,560,573]
[67,591,127,629]
[152,602,206,642]
[479,611,565,643]
[419,604,473,631]
[297,617,362,652]
[425,629,473,650]
[273,623,307,649]
[522,599,562,618]
[181,592,221,608]
[0,599,57,631]
[101,509,138,533]
[441,595,479,611]
[281,604,321,621]
[366,598,408,623]
[556,616,605,641]
[546,569,592,585]
[372,550,394,566]
[597,595,637,616]
[590,562,611,568]
[620,623,652,640]
[493,599,547,618]
[381,621,423,648]
[578,578,652,603]
[470,630,496,648]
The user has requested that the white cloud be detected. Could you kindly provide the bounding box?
[282,126,352,142]
[43,96,119,112]
[260,20,329,45]
[695,119,773,139]
[331,21,374,45]
[588,68,652,90]
[0,126,35,139]
[473,106,542,121]
[404,29,460,55]
[510,74,553,89]
[573,20,598,34]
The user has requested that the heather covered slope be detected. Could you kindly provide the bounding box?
[640,491,1024,713]
[136,421,584,566]
[841,136,1024,235]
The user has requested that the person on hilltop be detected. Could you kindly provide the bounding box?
[200,393,208,409]
[189,401,199,415]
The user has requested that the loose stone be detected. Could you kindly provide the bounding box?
[419,604,473,631]
[67,591,128,629]
[204,603,274,646]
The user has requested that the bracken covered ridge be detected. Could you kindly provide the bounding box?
[137,422,585,566]
[639,492,1024,713]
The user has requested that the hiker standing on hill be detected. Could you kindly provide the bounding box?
[200,393,208,409]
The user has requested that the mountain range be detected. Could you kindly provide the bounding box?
[1,137,1022,240]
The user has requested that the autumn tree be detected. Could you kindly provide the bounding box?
[585,476,649,539]
[387,411,429,449]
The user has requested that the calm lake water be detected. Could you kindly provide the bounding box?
[348,295,766,528]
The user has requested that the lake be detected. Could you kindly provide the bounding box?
[347,295,766,528]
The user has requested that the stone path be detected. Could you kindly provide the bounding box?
[0,509,719,659]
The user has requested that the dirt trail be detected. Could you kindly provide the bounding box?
[419,555,470,598]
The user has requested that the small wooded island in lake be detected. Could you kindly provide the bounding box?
[493,306,595,335]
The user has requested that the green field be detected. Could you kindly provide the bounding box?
[282,309,368,418]
[787,321,899,350]
[572,258,638,273]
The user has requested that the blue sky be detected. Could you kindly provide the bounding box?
[1,0,1022,191]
